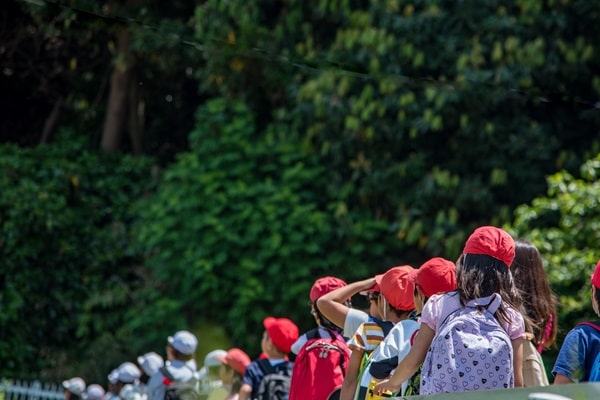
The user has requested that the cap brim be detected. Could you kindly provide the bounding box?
[215,355,227,365]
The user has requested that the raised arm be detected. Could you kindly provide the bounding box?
[316,277,376,329]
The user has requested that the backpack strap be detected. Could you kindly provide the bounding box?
[257,358,276,375]
[160,366,176,384]
[371,318,394,337]
[577,321,600,332]
[465,293,502,314]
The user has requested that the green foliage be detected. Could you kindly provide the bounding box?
[133,99,396,351]
[509,153,600,330]
[192,0,600,260]
[0,131,154,382]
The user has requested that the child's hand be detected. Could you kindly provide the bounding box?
[372,380,400,396]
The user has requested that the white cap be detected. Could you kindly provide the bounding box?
[63,377,86,396]
[168,330,198,355]
[119,384,135,400]
[116,362,141,383]
[203,349,227,368]
[107,369,118,384]
[84,384,105,400]
[137,352,164,376]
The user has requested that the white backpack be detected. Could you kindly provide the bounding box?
[421,293,513,394]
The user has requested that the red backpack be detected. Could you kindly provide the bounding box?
[288,328,351,400]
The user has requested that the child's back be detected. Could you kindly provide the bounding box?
[553,260,600,383]
[371,226,526,396]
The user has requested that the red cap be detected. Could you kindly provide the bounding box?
[216,348,251,375]
[309,276,347,302]
[263,317,299,354]
[410,257,457,298]
[376,265,415,311]
[592,260,600,288]
[463,226,515,268]
[359,282,380,296]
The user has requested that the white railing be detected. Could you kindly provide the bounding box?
[0,379,64,400]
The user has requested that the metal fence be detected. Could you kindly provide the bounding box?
[0,379,63,400]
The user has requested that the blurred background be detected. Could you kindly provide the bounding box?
[1,0,599,386]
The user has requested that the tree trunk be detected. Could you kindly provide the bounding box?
[128,74,144,154]
[101,28,132,153]
[40,97,63,144]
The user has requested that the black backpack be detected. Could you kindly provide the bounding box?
[255,359,292,400]
[160,366,200,400]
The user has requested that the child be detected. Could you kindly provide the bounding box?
[510,239,557,386]
[410,257,457,314]
[316,276,382,338]
[289,276,350,400]
[147,330,199,400]
[83,384,106,400]
[350,265,419,400]
[63,377,86,400]
[291,276,347,355]
[199,349,228,398]
[211,348,251,400]
[238,317,299,400]
[552,260,600,383]
[341,265,416,400]
[373,226,525,395]
[137,352,164,396]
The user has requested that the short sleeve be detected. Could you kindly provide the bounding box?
[348,322,368,352]
[344,308,369,338]
[552,327,587,382]
[501,306,526,340]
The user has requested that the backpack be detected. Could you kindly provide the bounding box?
[522,336,549,387]
[421,293,513,394]
[354,319,395,400]
[576,321,600,381]
[160,366,200,400]
[255,359,292,400]
[288,328,351,400]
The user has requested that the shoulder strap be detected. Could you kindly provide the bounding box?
[372,318,393,337]
[465,293,502,314]
[305,328,322,341]
[257,358,276,375]
[160,366,176,382]
[577,321,600,332]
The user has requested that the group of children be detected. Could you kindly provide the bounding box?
[63,225,600,400]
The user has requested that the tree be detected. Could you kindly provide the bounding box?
[509,153,600,330]
[132,99,397,351]
[0,131,154,382]
[193,0,600,259]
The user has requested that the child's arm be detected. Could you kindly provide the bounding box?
[372,324,435,395]
[316,277,376,329]
[237,383,252,400]
[512,337,524,387]
[553,373,573,384]
[339,348,363,400]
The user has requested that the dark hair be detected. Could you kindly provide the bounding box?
[456,253,521,327]
[140,374,150,385]
[313,303,343,333]
[595,285,600,311]
[510,239,558,349]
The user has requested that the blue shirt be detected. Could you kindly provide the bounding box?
[242,359,293,399]
[552,322,600,382]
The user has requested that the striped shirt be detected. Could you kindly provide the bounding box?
[348,321,388,354]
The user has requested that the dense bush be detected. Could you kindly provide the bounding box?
[132,99,400,353]
[0,132,154,381]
